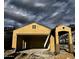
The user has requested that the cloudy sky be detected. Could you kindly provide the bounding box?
[4,0,75,28]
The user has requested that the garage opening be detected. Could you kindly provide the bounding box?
[58,31,69,50]
[16,35,49,51]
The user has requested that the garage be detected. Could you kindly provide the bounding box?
[12,22,56,51]
[16,35,48,51]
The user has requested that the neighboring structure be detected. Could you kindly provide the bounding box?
[12,22,55,52]
[51,25,74,54]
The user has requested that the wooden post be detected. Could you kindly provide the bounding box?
[44,35,50,48]
[25,41,26,49]
[22,40,24,49]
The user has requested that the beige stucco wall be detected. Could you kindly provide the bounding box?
[50,35,55,53]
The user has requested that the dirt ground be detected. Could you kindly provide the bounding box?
[4,49,74,59]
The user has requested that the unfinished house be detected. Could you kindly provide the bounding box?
[12,22,55,52]
[51,25,74,54]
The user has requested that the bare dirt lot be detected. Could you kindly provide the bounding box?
[4,49,74,59]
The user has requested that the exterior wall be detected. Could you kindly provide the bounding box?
[12,31,17,48]
[55,25,73,54]
[49,35,55,53]
[14,23,51,34]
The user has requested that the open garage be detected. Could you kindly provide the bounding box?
[17,35,48,51]
[12,22,55,52]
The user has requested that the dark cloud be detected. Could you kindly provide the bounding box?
[4,0,75,29]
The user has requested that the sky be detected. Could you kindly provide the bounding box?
[4,0,75,29]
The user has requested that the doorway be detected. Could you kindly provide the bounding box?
[16,35,48,51]
[58,31,69,50]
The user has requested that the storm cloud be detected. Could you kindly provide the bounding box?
[4,0,75,28]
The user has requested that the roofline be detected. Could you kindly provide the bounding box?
[14,21,52,31]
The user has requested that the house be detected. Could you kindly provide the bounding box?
[12,22,55,52]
